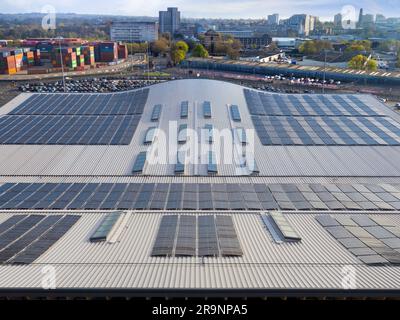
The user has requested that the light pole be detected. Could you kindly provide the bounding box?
[322,49,327,95]
[55,36,66,92]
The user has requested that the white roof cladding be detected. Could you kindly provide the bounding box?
[1,211,400,291]
[1,79,400,178]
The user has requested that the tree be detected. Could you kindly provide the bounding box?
[348,54,378,71]
[170,48,186,65]
[126,43,148,54]
[397,49,400,68]
[173,41,189,54]
[150,38,169,56]
[192,44,209,58]
[299,40,333,55]
[345,40,372,53]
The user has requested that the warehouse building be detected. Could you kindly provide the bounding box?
[1,79,400,298]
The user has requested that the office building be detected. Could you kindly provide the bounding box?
[159,7,181,36]
[334,13,342,27]
[110,21,158,42]
[281,14,318,36]
[267,14,279,25]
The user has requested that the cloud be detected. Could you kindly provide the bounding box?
[0,0,399,18]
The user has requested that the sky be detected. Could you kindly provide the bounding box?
[1,0,400,20]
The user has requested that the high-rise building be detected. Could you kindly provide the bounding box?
[267,14,279,25]
[334,13,342,27]
[358,8,364,27]
[159,7,181,37]
[110,21,158,42]
[282,14,318,36]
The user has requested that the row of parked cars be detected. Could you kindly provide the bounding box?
[18,77,164,93]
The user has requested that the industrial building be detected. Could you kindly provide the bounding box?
[110,21,159,43]
[1,79,400,298]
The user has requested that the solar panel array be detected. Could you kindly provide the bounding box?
[316,215,400,265]
[252,115,400,146]
[244,90,400,146]
[244,90,380,117]
[1,182,400,211]
[151,214,242,257]
[0,115,140,145]
[0,90,149,145]
[0,214,80,264]
[10,90,149,115]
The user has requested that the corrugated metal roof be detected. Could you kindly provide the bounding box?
[2,80,400,178]
[0,211,400,290]
[1,80,400,294]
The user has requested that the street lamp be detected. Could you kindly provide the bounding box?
[322,49,327,95]
[55,36,66,92]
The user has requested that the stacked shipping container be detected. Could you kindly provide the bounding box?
[1,40,128,74]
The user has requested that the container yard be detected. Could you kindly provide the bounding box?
[0,38,129,76]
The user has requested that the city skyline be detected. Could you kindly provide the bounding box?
[1,0,400,20]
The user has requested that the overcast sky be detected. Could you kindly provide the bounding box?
[1,0,399,20]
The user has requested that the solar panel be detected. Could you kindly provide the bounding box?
[244,90,400,146]
[215,215,242,256]
[180,101,189,119]
[230,105,241,122]
[11,215,81,264]
[132,152,147,174]
[151,104,162,121]
[151,215,178,256]
[0,215,28,236]
[203,101,212,118]
[0,114,141,146]
[0,215,45,250]
[3,182,400,212]
[11,91,151,116]
[175,215,196,256]
[89,212,122,242]
[0,215,63,263]
[198,215,219,256]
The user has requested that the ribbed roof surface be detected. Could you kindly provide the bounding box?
[0,211,400,290]
[1,79,400,296]
[1,80,400,178]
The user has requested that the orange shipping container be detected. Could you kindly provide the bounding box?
[14,53,24,68]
